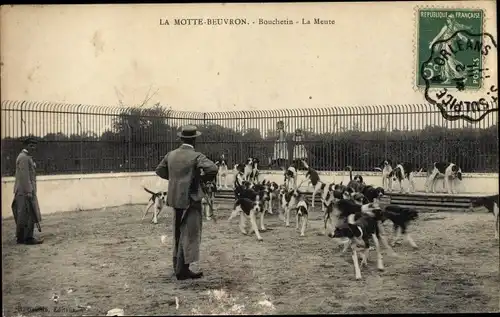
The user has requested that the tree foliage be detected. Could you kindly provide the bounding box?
[1,107,497,176]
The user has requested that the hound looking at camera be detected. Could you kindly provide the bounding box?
[374,160,394,192]
[295,193,310,237]
[301,160,324,207]
[215,156,229,189]
[228,184,269,241]
[250,158,260,183]
[284,165,298,190]
[281,188,301,227]
[261,180,279,214]
[471,195,499,240]
[243,158,254,181]
[201,181,217,221]
[142,187,168,224]
[393,163,422,194]
[425,162,462,194]
[331,202,386,280]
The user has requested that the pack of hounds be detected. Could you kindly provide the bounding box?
[142,156,499,280]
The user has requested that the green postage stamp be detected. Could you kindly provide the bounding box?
[416,9,484,89]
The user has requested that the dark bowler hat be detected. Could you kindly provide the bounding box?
[177,125,202,138]
[22,136,38,145]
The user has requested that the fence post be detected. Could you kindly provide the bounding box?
[77,104,83,174]
[20,100,26,137]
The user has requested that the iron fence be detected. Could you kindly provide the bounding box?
[1,100,498,176]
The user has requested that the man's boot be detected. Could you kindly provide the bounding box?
[176,264,203,280]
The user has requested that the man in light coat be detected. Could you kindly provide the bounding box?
[156,125,218,280]
[13,137,43,245]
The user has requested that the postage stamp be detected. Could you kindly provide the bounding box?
[416,9,484,89]
[416,8,498,123]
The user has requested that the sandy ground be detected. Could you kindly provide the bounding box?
[2,204,499,316]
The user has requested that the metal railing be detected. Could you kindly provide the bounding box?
[1,100,498,176]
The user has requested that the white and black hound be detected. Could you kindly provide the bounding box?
[374,160,394,192]
[393,162,422,194]
[201,181,217,221]
[243,158,254,181]
[261,180,280,214]
[228,183,270,241]
[346,166,365,193]
[295,194,310,237]
[382,205,419,249]
[471,195,499,240]
[301,160,324,207]
[425,162,462,194]
[281,188,301,227]
[142,187,168,224]
[284,165,298,190]
[250,158,260,183]
[215,156,229,189]
[331,201,386,280]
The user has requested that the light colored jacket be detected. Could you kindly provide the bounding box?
[14,150,37,195]
[155,144,218,209]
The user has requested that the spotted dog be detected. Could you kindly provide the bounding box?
[382,205,419,249]
[281,188,301,227]
[284,165,298,190]
[277,185,288,218]
[346,166,365,193]
[301,160,325,207]
[393,163,422,194]
[321,183,339,236]
[425,162,462,194]
[201,181,217,221]
[332,199,396,256]
[471,194,499,239]
[228,184,269,241]
[243,158,254,181]
[142,187,168,224]
[215,156,229,189]
[331,201,386,280]
[295,193,310,237]
[261,180,280,214]
[250,158,260,183]
[374,160,394,192]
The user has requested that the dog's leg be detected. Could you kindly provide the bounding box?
[260,209,267,231]
[360,246,369,267]
[388,177,393,192]
[341,239,351,253]
[352,248,362,280]
[409,173,416,193]
[228,208,240,222]
[378,223,397,257]
[250,210,263,241]
[142,201,154,220]
[285,207,291,227]
[405,233,418,249]
[152,207,160,224]
[391,226,401,246]
[323,211,329,236]
[371,233,385,271]
[296,213,300,230]
[300,215,307,237]
[268,195,274,214]
[239,212,248,235]
[425,172,436,193]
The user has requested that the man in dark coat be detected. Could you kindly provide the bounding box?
[155,125,218,280]
[13,137,43,245]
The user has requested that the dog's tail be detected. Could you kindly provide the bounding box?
[374,167,383,172]
[346,165,353,181]
[301,159,310,170]
[143,186,157,196]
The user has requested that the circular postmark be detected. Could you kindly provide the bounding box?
[420,30,498,123]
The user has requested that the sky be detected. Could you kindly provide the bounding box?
[0,1,497,137]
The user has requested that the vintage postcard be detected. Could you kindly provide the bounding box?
[1,2,498,316]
